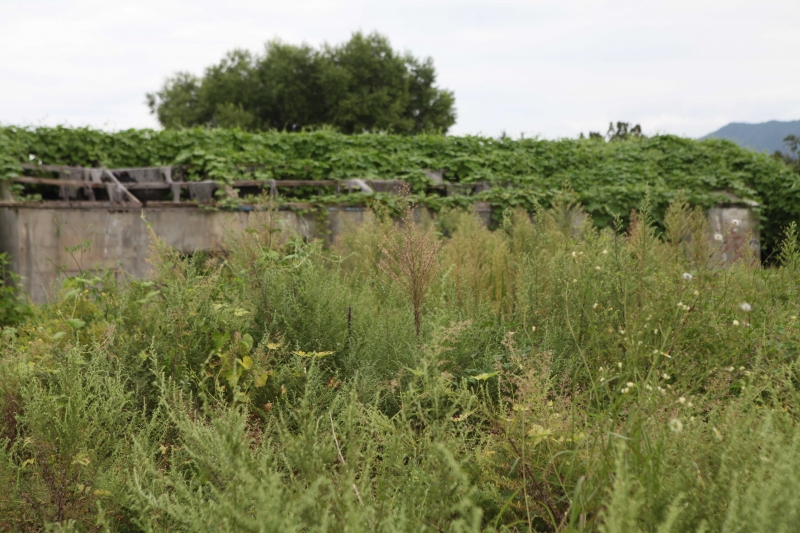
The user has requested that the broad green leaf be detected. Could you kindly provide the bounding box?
[254,371,269,387]
[66,318,85,329]
[240,356,253,370]
[240,333,254,352]
[212,331,228,350]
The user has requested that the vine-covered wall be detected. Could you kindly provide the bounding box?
[1,126,797,253]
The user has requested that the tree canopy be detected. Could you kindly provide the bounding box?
[146,32,457,134]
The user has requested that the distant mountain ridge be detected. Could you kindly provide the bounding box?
[701,120,800,153]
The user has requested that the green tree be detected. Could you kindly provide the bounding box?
[147,32,456,134]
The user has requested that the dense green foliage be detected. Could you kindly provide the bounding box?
[2,201,800,531]
[146,32,456,134]
[3,125,799,254]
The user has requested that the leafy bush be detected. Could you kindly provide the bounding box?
[2,197,800,531]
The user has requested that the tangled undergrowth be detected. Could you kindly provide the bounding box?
[2,197,800,532]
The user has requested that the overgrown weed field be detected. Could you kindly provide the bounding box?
[2,198,800,532]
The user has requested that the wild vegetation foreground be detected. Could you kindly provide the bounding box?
[1,199,800,532]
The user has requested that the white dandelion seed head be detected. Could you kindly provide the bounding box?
[678,396,686,404]
[669,418,684,432]
[740,302,752,312]
[733,320,740,326]
[617,362,623,369]
[682,272,693,281]
[727,366,735,372]
[731,219,741,226]
[714,233,724,242]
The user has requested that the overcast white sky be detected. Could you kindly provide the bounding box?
[2,0,799,139]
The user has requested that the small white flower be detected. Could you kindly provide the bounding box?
[682,272,693,281]
[669,418,683,433]
[693,290,699,296]
[595,266,601,271]
[593,302,599,309]
[645,384,653,391]
[617,362,623,369]
[572,251,577,258]
[714,233,723,242]
[599,377,604,382]
[733,320,740,326]
[619,329,626,335]
[727,366,735,372]
[627,382,635,388]
[602,249,608,255]
[653,349,659,354]
[621,387,629,394]
[654,328,659,334]
[677,302,684,308]
[740,302,752,312]
[682,304,691,311]
[687,401,694,408]
[662,373,670,380]
[678,396,686,404]
[599,366,604,372]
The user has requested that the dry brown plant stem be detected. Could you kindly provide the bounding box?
[379,205,441,336]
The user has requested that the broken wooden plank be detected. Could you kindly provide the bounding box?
[103,169,143,206]
[12,176,106,188]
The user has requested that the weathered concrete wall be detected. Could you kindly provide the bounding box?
[0,201,760,303]
[707,205,760,266]
[0,205,331,303]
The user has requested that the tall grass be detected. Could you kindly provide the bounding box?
[1,199,800,531]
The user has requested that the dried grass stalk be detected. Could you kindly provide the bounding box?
[379,203,441,336]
